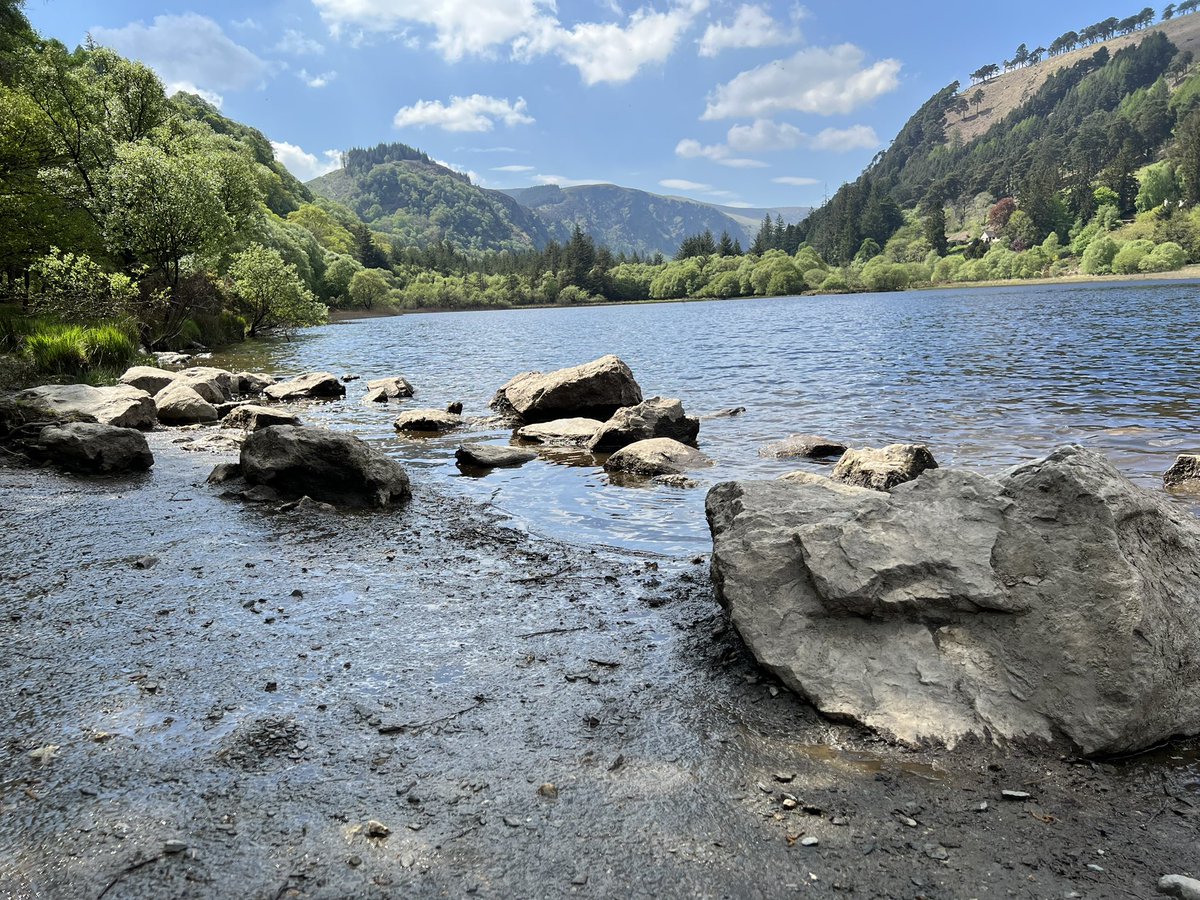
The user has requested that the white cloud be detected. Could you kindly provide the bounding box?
[773,176,819,186]
[726,118,804,152]
[164,80,225,107]
[494,164,536,172]
[660,178,712,191]
[810,124,879,152]
[393,95,534,132]
[534,173,602,186]
[674,135,768,168]
[698,4,800,57]
[434,158,482,184]
[231,18,261,31]
[276,29,325,55]
[271,141,343,181]
[717,157,768,168]
[298,69,338,88]
[91,14,268,97]
[702,43,900,120]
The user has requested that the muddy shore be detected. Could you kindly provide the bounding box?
[1,435,1197,899]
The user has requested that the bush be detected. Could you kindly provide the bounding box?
[1081,235,1119,275]
[819,272,849,292]
[1139,241,1188,272]
[1111,239,1155,274]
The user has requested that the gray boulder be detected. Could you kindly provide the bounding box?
[119,365,177,395]
[32,422,153,474]
[605,437,713,477]
[364,376,415,403]
[393,409,462,433]
[1159,875,1200,900]
[1164,454,1200,492]
[759,434,848,460]
[831,443,938,490]
[706,446,1200,756]
[222,404,300,431]
[13,384,157,429]
[491,354,642,423]
[588,397,699,453]
[153,351,191,367]
[235,372,276,395]
[455,443,537,469]
[174,366,235,403]
[239,426,410,508]
[516,417,604,446]
[154,382,218,424]
[264,372,346,402]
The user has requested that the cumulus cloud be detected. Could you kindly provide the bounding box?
[393,95,534,132]
[298,69,338,88]
[702,43,900,120]
[698,4,800,57]
[534,173,602,186]
[659,178,712,191]
[674,137,767,168]
[726,118,805,152]
[276,29,325,55]
[773,176,820,186]
[91,14,269,97]
[493,164,536,172]
[810,124,879,152]
[271,141,343,181]
[677,117,878,166]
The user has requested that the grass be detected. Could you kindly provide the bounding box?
[6,317,142,378]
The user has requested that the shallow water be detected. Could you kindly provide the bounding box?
[212,280,1200,555]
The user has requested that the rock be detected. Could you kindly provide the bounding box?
[537,783,558,799]
[31,423,153,474]
[800,837,819,847]
[343,374,360,382]
[279,496,337,514]
[778,471,837,487]
[1159,875,1200,899]
[222,405,300,431]
[364,376,415,403]
[239,426,410,508]
[214,401,247,419]
[1001,790,1031,800]
[491,354,642,423]
[830,443,938,491]
[119,365,177,395]
[446,401,463,414]
[455,443,537,468]
[366,820,391,838]
[176,432,244,454]
[605,438,713,477]
[516,417,604,446]
[153,351,191,367]
[154,382,218,425]
[207,462,241,484]
[706,446,1200,755]
[1164,454,1200,492]
[13,384,157,429]
[588,397,699,453]
[264,372,346,402]
[655,474,699,488]
[173,367,235,404]
[702,407,746,419]
[393,409,462,433]
[163,839,187,854]
[235,372,276,395]
[759,434,848,460]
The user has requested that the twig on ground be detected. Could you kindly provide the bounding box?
[518,625,587,639]
[97,854,163,900]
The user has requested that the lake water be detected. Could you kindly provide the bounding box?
[212,280,1200,556]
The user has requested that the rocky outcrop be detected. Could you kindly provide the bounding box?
[154,382,219,424]
[516,418,604,446]
[393,409,462,433]
[119,366,177,395]
[31,422,153,474]
[221,404,300,431]
[491,355,642,423]
[588,397,699,453]
[758,434,848,460]
[831,443,937,490]
[706,446,1200,756]
[13,384,157,429]
[264,372,346,402]
[455,443,537,468]
[238,426,410,508]
[605,438,713,477]
[364,376,415,403]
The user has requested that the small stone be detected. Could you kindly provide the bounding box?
[163,839,187,854]
[924,844,949,861]
[800,836,819,847]
[975,801,989,812]
[897,815,918,828]
[264,681,278,693]
[366,820,390,838]
[830,816,849,826]
[1001,790,1031,801]
[537,783,558,799]
[503,816,523,828]
[1087,864,1105,873]
[772,772,794,784]
[571,875,588,886]
[133,556,158,570]
[781,798,798,810]
[347,855,362,867]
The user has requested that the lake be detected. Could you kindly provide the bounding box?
[213,280,1200,555]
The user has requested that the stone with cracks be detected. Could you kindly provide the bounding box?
[239,426,410,508]
[1163,454,1200,492]
[393,409,462,433]
[264,372,346,402]
[154,382,219,424]
[588,397,699,453]
[364,376,415,403]
[516,418,604,446]
[491,355,642,423]
[174,367,235,403]
[119,366,177,395]
[758,434,848,460]
[222,405,300,431]
[605,438,713,477]
[32,422,153,474]
[705,446,1200,756]
[455,443,537,468]
[13,384,157,429]
[831,443,938,490]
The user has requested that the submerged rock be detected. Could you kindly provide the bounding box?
[701,406,746,419]
[758,434,848,460]
[32,422,153,474]
[119,365,177,395]
[239,426,410,508]
[222,404,300,431]
[364,376,415,403]
[455,443,537,468]
[393,409,462,433]
[264,372,346,402]
[13,384,157,430]
[588,397,699,453]
[154,382,218,424]
[831,443,938,490]
[491,355,642,423]
[706,446,1200,755]
[605,438,713,477]
[516,417,604,446]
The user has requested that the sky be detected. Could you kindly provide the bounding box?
[24,0,1135,208]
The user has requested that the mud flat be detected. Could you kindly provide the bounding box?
[1,435,1197,899]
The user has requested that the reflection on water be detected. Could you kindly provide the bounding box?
[211,281,1200,555]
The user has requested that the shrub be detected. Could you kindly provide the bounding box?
[1081,235,1119,275]
[1111,239,1155,274]
[819,272,849,292]
[1139,241,1188,272]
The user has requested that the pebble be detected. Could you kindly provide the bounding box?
[571,875,588,885]
[347,855,362,867]
[781,798,798,810]
[897,815,918,828]
[366,820,390,838]
[800,836,819,847]
[1087,864,1105,873]
[1158,875,1200,900]
[163,839,187,854]
[773,772,795,783]
[924,844,949,861]
[1001,790,1031,801]
[537,783,559,799]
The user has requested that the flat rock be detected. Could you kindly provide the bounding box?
[491,355,642,423]
[393,409,462,433]
[264,372,346,402]
[32,422,153,474]
[173,366,235,404]
[13,384,157,430]
[706,446,1200,755]
[119,366,177,395]
[702,407,746,419]
[239,425,410,508]
[236,372,276,395]
[831,443,938,490]
[222,404,300,431]
[588,397,699,453]
[154,382,218,424]
[605,438,713,477]
[365,376,415,403]
[759,434,848,460]
[455,443,538,468]
[516,417,604,446]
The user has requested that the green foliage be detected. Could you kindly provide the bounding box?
[1136,161,1180,211]
[22,321,138,375]
[1111,238,1156,272]
[229,243,327,336]
[29,248,138,322]
[348,268,391,309]
[1138,240,1188,270]
[1081,234,1120,273]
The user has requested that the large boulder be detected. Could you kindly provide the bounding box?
[491,355,642,423]
[605,437,713,477]
[364,376,415,403]
[174,366,235,403]
[831,443,938,490]
[516,418,604,446]
[264,372,346,402]
[235,372,276,395]
[31,422,153,474]
[758,434,848,460]
[154,382,218,424]
[393,409,462,433]
[13,384,157,430]
[222,404,300,431]
[239,426,410,508]
[455,443,537,469]
[588,397,699,453]
[706,446,1200,756]
[119,366,177,395]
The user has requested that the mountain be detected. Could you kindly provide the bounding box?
[501,184,808,256]
[307,144,551,254]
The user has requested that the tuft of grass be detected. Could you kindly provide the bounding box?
[82,323,138,369]
[21,321,140,376]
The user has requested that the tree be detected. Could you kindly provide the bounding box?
[970,89,985,112]
[922,205,948,256]
[1165,3,1177,19]
[229,243,326,336]
[348,267,390,309]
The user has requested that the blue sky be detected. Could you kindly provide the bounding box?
[25,1,1138,208]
